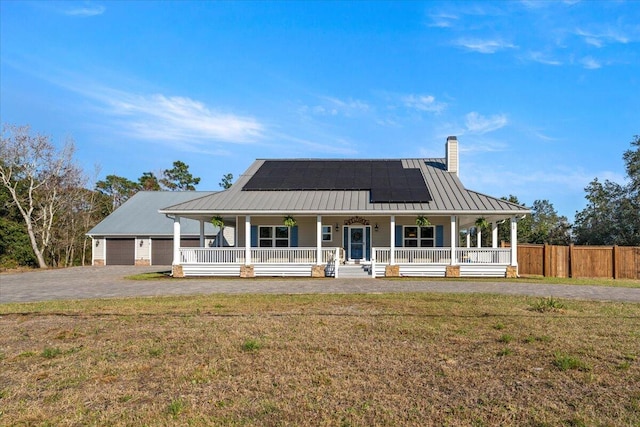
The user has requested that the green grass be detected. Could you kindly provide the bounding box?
[529,296,567,312]
[241,338,263,352]
[124,271,171,280]
[498,334,514,343]
[387,275,640,288]
[123,270,640,287]
[515,275,640,288]
[167,399,185,418]
[41,347,62,359]
[553,352,591,372]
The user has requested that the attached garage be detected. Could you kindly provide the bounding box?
[105,239,135,265]
[151,238,200,265]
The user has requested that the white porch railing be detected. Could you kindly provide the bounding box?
[371,247,512,278]
[181,248,246,264]
[456,248,511,264]
[372,247,511,265]
[251,247,316,263]
[180,247,510,278]
[180,247,340,265]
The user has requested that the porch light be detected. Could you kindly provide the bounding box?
[335,223,339,232]
[95,240,99,247]
[374,223,379,232]
[139,240,144,247]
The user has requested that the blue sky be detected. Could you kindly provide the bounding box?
[1,1,638,220]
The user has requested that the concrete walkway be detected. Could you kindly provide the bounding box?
[1,266,639,304]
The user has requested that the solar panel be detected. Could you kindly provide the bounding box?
[243,160,432,203]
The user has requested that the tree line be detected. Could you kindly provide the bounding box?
[1,124,638,269]
[467,135,639,247]
[1,124,231,269]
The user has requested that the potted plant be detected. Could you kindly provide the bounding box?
[475,217,489,231]
[210,215,224,228]
[283,215,297,228]
[210,215,225,247]
[416,215,431,227]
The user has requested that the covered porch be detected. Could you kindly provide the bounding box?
[168,214,520,278]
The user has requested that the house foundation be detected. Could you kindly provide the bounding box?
[172,264,184,278]
[445,265,460,278]
[311,265,326,278]
[385,265,400,277]
[240,265,255,278]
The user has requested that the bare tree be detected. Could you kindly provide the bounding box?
[0,124,84,268]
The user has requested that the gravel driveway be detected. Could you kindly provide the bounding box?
[1,266,639,304]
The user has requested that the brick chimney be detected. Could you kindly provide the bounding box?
[446,136,458,176]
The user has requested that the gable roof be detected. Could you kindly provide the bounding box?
[159,158,528,217]
[87,191,218,236]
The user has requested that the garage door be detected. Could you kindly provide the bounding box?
[151,238,200,265]
[106,239,135,265]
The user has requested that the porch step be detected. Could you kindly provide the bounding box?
[338,264,371,279]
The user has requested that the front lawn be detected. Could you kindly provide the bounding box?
[1,293,639,426]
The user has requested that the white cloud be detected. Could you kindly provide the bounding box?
[272,133,358,156]
[402,94,447,113]
[326,96,370,114]
[428,12,459,28]
[526,51,562,66]
[581,56,601,69]
[64,4,106,17]
[454,38,517,54]
[464,112,508,134]
[106,92,264,143]
[3,56,263,145]
[575,28,629,47]
[302,96,370,117]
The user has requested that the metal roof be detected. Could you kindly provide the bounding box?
[242,159,432,203]
[159,158,529,219]
[87,191,218,236]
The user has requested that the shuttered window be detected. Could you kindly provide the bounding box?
[258,226,290,247]
[403,226,435,248]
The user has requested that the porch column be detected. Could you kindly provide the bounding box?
[316,215,322,265]
[510,216,518,267]
[245,215,251,265]
[173,216,181,265]
[492,222,498,248]
[390,215,396,265]
[199,220,205,247]
[466,231,471,248]
[450,216,457,265]
[476,229,482,248]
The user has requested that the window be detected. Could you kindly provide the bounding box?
[404,226,435,247]
[322,225,332,242]
[259,226,289,247]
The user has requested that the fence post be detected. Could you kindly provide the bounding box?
[543,244,550,277]
[613,245,619,279]
[569,244,575,278]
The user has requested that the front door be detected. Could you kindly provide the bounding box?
[350,227,365,260]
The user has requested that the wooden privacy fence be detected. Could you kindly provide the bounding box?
[516,244,640,279]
